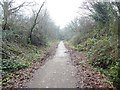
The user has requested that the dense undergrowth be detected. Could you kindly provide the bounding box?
[1,37,57,86]
[67,33,119,89]
[1,10,59,87]
[62,2,120,90]
[66,27,119,89]
[0,0,60,86]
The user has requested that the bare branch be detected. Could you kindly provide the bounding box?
[9,1,36,13]
[0,1,3,7]
[8,0,14,6]
[9,2,25,11]
[28,1,46,43]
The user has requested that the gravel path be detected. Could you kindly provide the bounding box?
[25,41,77,88]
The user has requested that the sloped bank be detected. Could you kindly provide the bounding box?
[2,41,58,88]
[65,42,113,89]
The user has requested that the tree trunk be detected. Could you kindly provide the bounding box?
[2,2,9,30]
[27,1,45,44]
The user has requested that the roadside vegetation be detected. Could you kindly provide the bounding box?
[0,0,120,89]
[0,0,59,87]
[62,2,120,89]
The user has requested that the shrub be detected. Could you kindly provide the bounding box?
[2,58,28,73]
[113,61,120,90]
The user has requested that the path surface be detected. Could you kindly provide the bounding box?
[25,41,77,88]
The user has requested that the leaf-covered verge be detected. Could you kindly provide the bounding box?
[62,2,120,90]
[0,0,60,88]
[65,27,119,89]
[1,39,58,88]
[65,25,119,89]
[65,42,114,89]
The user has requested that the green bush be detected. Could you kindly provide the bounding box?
[2,58,28,73]
[2,30,28,44]
[84,36,115,69]
[113,61,120,90]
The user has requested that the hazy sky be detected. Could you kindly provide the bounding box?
[46,0,84,28]
[16,0,85,28]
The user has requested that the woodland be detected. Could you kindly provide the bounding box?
[0,0,120,89]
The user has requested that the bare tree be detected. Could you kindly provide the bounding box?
[28,1,45,44]
[0,0,30,30]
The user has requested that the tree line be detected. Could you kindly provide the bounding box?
[0,0,60,45]
[0,0,60,86]
[62,2,120,89]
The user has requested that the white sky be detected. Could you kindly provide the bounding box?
[46,0,84,28]
[15,0,85,29]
